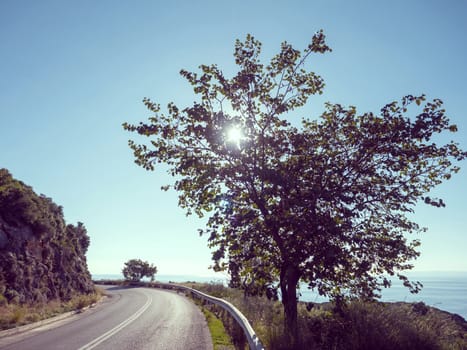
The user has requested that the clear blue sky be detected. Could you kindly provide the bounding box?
[1,0,466,277]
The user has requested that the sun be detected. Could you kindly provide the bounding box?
[226,125,244,148]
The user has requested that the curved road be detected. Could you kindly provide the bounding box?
[0,286,213,350]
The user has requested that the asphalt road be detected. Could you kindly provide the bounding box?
[0,286,213,350]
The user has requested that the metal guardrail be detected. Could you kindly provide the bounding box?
[160,283,265,350]
[94,279,265,349]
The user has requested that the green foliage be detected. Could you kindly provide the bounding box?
[301,301,438,350]
[201,307,235,350]
[0,169,94,305]
[0,168,60,236]
[122,259,157,282]
[123,32,467,342]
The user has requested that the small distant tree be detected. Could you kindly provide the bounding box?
[122,259,157,282]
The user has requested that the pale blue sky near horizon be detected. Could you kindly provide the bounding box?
[1,0,466,278]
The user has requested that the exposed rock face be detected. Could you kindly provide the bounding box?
[0,169,94,304]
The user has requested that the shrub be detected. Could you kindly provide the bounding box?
[11,307,26,324]
[0,293,7,306]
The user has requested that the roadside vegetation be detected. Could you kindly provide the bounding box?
[0,288,104,331]
[185,282,467,350]
[200,306,235,350]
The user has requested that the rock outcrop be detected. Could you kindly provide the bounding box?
[0,168,94,304]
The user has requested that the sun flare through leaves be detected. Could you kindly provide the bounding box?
[225,125,245,149]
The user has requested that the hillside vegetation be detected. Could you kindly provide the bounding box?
[0,169,94,307]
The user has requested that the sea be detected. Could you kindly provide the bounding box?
[300,271,467,319]
[92,271,467,319]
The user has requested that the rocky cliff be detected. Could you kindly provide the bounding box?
[0,168,94,304]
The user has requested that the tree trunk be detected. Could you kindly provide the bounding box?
[280,265,301,347]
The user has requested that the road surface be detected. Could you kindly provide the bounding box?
[0,286,213,350]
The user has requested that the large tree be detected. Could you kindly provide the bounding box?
[123,32,466,343]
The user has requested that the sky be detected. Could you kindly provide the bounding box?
[1,0,466,278]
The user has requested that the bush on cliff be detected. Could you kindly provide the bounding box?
[0,169,94,305]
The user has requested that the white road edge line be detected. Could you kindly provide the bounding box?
[77,292,152,350]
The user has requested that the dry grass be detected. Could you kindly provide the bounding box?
[0,288,104,331]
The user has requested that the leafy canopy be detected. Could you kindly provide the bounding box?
[0,168,62,237]
[123,31,466,304]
